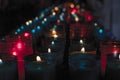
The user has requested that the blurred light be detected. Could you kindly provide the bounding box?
[24,33,30,37]
[17,29,21,32]
[75,17,79,22]
[76,5,80,9]
[0,59,3,64]
[71,8,77,14]
[48,48,51,53]
[94,22,98,26]
[52,30,57,35]
[15,32,18,35]
[53,34,58,38]
[26,21,29,26]
[62,8,66,12]
[54,7,59,11]
[29,20,32,24]
[81,8,85,12]
[21,26,24,29]
[51,41,55,45]
[52,12,56,16]
[35,17,38,20]
[113,50,117,57]
[53,25,57,29]
[37,26,41,30]
[36,56,41,62]
[42,21,45,25]
[119,54,120,60]
[60,15,64,21]
[70,3,75,8]
[81,47,85,53]
[32,29,35,33]
[1,38,5,40]
[44,18,47,22]
[17,42,22,49]
[12,51,17,56]
[87,15,92,21]
[40,13,44,19]
[80,40,83,44]
[99,29,103,34]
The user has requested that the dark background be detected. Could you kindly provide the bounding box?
[0,0,55,37]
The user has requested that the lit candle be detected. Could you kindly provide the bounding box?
[48,48,51,53]
[0,54,18,80]
[53,34,58,38]
[0,59,2,64]
[81,47,85,53]
[24,55,56,80]
[36,56,42,62]
[80,39,83,45]
[51,41,55,45]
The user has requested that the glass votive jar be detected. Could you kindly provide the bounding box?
[101,41,120,77]
[24,54,56,80]
[0,53,18,80]
[100,41,120,80]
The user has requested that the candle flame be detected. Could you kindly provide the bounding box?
[80,40,83,44]
[52,12,56,15]
[48,48,51,53]
[75,17,79,22]
[36,56,42,62]
[119,54,120,60]
[81,47,85,53]
[0,59,3,64]
[53,34,58,38]
[51,41,55,45]
[52,30,57,35]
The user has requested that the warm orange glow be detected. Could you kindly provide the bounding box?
[52,12,56,15]
[53,34,58,38]
[36,56,42,62]
[70,3,75,8]
[81,47,85,53]
[54,7,59,11]
[75,17,79,22]
[52,30,57,35]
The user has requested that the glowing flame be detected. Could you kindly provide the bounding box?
[36,56,42,62]
[52,30,57,35]
[51,41,55,45]
[119,54,120,60]
[53,34,58,38]
[48,48,51,53]
[0,59,2,64]
[81,47,85,53]
[54,7,59,11]
[80,40,83,44]
[52,12,56,15]
[75,17,79,22]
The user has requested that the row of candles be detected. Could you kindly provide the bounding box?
[0,27,120,80]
